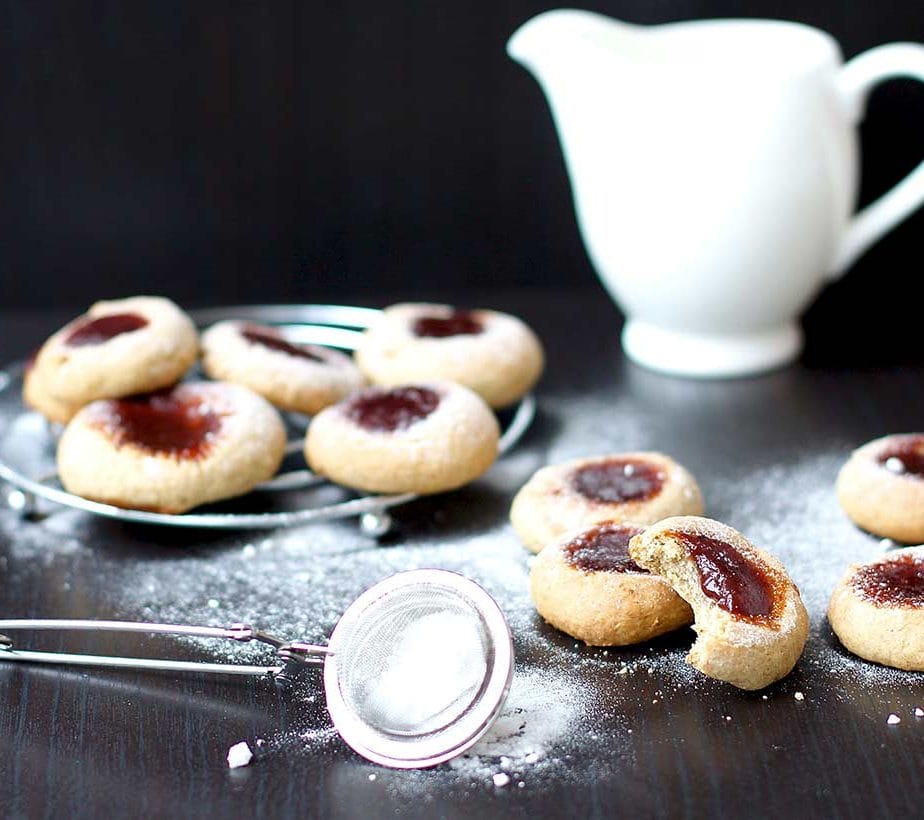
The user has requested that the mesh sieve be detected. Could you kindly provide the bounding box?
[0,569,513,770]
[324,569,514,768]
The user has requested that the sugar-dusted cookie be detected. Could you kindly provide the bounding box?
[531,521,693,646]
[629,516,809,690]
[57,382,286,514]
[201,320,365,415]
[828,548,924,671]
[25,296,198,422]
[354,302,544,408]
[510,452,704,554]
[22,357,81,425]
[305,381,499,495]
[837,433,924,542]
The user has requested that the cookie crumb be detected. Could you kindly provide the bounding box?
[227,741,253,769]
[887,713,901,725]
[492,773,510,787]
[794,692,805,702]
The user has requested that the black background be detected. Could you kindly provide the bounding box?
[1,1,923,361]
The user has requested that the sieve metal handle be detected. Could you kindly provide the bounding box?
[0,619,332,678]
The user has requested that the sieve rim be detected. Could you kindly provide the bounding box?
[322,569,514,769]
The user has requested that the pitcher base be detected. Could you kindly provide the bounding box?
[622,320,802,379]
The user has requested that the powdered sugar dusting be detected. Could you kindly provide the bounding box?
[3,371,924,802]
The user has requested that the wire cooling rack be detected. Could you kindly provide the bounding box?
[0,304,535,535]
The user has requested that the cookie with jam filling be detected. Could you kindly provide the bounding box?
[510,452,704,554]
[305,381,499,495]
[202,320,365,415]
[354,302,544,409]
[531,521,693,646]
[629,516,809,691]
[828,547,924,671]
[25,296,198,423]
[57,381,285,514]
[837,433,924,543]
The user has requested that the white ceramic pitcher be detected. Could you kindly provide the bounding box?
[508,9,924,377]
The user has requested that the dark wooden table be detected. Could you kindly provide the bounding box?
[1,292,922,819]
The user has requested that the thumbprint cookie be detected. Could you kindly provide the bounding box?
[22,357,81,425]
[828,548,924,671]
[305,381,499,495]
[837,434,924,543]
[510,452,704,554]
[629,517,809,690]
[353,302,544,408]
[201,320,365,415]
[57,382,286,514]
[531,522,693,646]
[25,296,198,423]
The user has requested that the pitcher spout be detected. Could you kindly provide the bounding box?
[506,8,638,75]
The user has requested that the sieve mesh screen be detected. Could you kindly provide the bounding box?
[334,586,491,736]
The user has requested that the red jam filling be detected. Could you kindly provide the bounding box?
[241,325,325,363]
[412,310,484,338]
[853,554,924,607]
[878,437,924,478]
[344,386,440,432]
[570,459,664,504]
[671,530,777,622]
[95,390,222,459]
[563,522,647,573]
[65,313,149,347]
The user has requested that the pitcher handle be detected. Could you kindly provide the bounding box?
[831,43,924,278]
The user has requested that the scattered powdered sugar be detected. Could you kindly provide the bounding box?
[450,665,581,772]
[3,375,924,798]
[539,394,651,465]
